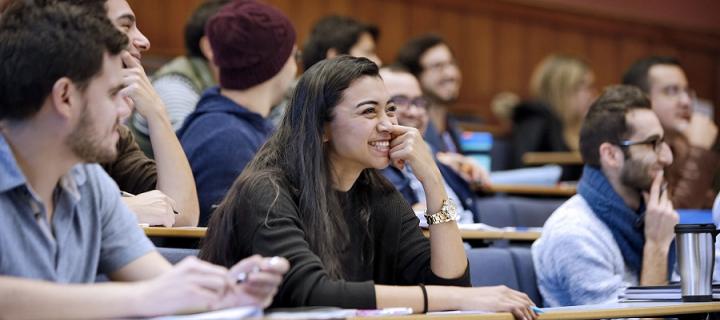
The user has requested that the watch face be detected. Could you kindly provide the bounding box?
[426,199,459,225]
[444,199,457,216]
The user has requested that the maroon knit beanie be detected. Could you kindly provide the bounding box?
[206,0,296,90]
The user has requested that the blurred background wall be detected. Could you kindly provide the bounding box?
[128,0,720,124]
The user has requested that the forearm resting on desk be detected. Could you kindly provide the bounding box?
[427,220,467,278]
[417,173,467,279]
[145,113,199,227]
[0,276,145,319]
[375,284,538,319]
[122,52,199,227]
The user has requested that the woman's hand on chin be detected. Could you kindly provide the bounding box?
[388,125,442,185]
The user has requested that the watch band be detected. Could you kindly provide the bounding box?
[425,199,458,225]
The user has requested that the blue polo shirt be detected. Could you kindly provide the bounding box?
[0,134,154,283]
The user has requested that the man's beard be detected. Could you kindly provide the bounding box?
[66,104,118,163]
[620,158,653,191]
[423,85,459,106]
[398,117,426,133]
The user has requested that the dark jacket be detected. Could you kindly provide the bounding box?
[101,125,157,194]
[510,101,568,169]
[511,101,581,180]
[424,117,463,153]
[178,87,274,226]
[380,166,419,206]
[381,162,480,222]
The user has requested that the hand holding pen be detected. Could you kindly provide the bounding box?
[142,255,288,314]
[234,256,287,284]
[120,190,178,227]
[121,191,179,214]
[214,255,289,309]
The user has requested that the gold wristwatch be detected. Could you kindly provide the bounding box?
[425,199,458,225]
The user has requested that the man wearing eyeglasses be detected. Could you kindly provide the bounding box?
[623,56,719,208]
[532,85,678,307]
[379,65,479,224]
[395,34,490,186]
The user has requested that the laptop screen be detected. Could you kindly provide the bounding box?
[458,131,492,172]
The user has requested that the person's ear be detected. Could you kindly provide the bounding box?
[325,48,338,59]
[598,142,624,169]
[322,124,330,143]
[49,77,76,120]
[199,36,214,64]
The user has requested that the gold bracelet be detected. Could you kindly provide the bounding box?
[424,199,458,225]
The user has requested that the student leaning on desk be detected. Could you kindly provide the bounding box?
[200,56,538,320]
[65,0,201,228]
[0,3,288,318]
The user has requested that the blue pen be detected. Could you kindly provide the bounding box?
[531,306,544,314]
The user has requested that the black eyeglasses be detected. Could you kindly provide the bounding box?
[659,85,695,100]
[389,95,429,110]
[619,135,665,153]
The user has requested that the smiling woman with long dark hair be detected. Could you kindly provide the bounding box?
[200,56,536,318]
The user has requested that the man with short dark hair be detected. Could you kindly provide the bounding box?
[532,85,678,307]
[0,2,287,318]
[396,34,488,184]
[268,14,381,125]
[302,15,381,70]
[623,56,719,208]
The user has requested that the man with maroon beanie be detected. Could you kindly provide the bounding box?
[178,0,297,226]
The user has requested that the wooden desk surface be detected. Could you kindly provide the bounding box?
[422,229,540,241]
[347,301,720,320]
[522,152,582,166]
[539,301,720,320]
[142,226,539,242]
[482,184,576,197]
[143,226,207,238]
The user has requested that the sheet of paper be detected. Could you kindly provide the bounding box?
[266,307,413,319]
[620,284,720,301]
[266,308,357,319]
[489,165,562,186]
[458,223,504,231]
[150,306,260,320]
[427,310,491,315]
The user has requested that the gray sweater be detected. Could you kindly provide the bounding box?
[532,195,637,307]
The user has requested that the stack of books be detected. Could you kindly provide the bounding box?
[620,284,720,302]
